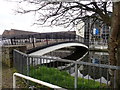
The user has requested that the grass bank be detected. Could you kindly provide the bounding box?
[29,66,106,89]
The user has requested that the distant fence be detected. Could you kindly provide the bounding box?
[13,49,120,89]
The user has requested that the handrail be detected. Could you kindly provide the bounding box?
[14,49,28,56]
[13,73,66,90]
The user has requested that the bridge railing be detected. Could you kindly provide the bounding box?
[2,33,85,49]
[13,49,120,89]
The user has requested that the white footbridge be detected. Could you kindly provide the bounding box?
[28,42,88,56]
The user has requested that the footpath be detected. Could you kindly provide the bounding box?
[2,64,13,88]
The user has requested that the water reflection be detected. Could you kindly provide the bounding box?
[79,51,110,81]
[44,50,110,81]
[82,51,109,64]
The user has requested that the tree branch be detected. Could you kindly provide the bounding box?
[16,1,112,27]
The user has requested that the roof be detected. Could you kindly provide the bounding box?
[2,29,76,39]
[2,29,39,38]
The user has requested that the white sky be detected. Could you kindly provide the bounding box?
[0,0,113,35]
[0,0,73,35]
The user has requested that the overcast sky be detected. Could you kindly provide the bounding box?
[0,0,73,35]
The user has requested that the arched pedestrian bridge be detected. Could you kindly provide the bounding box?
[27,41,88,60]
[2,31,88,60]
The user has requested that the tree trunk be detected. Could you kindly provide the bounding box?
[108,1,120,88]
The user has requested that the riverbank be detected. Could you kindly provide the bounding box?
[2,63,25,89]
[0,45,13,88]
[2,63,13,88]
[0,46,2,89]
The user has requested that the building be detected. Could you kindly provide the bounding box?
[2,29,81,45]
[83,17,110,47]
[2,29,76,39]
[76,21,85,38]
[2,29,38,38]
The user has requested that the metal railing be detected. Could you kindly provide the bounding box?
[13,73,66,90]
[2,32,84,46]
[2,30,110,48]
[13,49,120,89]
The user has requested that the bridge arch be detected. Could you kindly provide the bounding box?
[28,41,88,58]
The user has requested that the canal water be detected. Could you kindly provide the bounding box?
[45,49,109,84]
[78,51,109,84]
[58,50,109,84]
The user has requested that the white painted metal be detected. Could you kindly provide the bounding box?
[29,42,88,56]
[13,73,66,90]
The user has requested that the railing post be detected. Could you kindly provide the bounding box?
[32,36,35,48]
[13,50,15,68]
[74,62,78,89]
[27,56,30,76]
[11,38,13,45]
[26,55,30,86]
[13,74,16,89]
[46,35,48,45]
[114,70,117,88]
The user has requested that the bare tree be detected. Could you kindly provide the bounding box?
[16,0,111,27]
[108,2,120,88]
[15,0,120,88]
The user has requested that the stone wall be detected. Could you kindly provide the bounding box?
[2,45,26,68]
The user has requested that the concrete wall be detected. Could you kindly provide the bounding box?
[2,45,26,68]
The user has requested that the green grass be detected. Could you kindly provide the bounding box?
[29,66,106,89]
